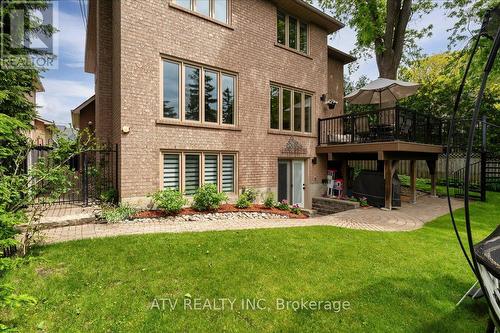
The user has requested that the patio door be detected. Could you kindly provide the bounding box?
[277,160,305,207]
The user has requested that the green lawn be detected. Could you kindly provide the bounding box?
[3,194,499,332]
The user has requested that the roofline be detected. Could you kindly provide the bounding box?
[71,95,95,115]
[34,116,55,125]
[270,0,344,33]
[328,46,356,64]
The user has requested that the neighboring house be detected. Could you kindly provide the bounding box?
[30,117,55,146]
[84,0,356,208]
[71,95,95,133]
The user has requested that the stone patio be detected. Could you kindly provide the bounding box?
[38,195,463,244]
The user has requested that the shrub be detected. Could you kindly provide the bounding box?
[101,203,136,222]
[275,199,290,211]
[290,204,301,215]
[192,184,228,211]
[152,188,187,214]
[235,193,251,209]
[359,196,369,207]
[99,188,117,203]
[263,192,276,208]
[241,187,258,203]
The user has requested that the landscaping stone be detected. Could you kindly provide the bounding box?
[126,211,288,224]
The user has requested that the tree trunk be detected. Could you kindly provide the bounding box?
[374,0,412,79]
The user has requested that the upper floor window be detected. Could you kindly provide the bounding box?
[270,84,312,133]
[276,10,308,54]
[162,58,236,126]
[174,0,229,24]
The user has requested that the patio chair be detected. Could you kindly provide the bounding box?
[355,116,371,142]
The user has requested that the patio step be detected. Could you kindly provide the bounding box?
[312,197,359,216]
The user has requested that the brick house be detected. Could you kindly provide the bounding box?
[83,0,355,208]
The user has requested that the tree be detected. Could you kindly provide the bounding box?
[344,75,375,113]
[399,51,499,120]
[312,0,497,79]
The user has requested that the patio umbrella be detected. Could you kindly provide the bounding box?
[345,78,420,107]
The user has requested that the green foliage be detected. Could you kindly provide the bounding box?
[101,204,136,223]
[99,188,118,204]
[241,187,258,203]
[191,184,228,211]
[275,199,290,211]
[235,193,252,209]
[263,192,276,209]
[152,188,187,214]
[290,204,301,215]
[399,51,499,119]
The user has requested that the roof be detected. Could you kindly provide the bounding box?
[328,46,356,64]
[71,95,95,115]
[270,0,344,33]
[34,116,54,125]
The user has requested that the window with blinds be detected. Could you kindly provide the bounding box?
[204,155,218,185]
[163,154,180,190]
[185,154,200,195]
[222,155,235,193]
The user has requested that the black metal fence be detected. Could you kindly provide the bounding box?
[30,145,118,206]
[318,106,443,145]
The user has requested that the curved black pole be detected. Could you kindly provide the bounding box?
[464,21,500,326]
[445,32,483,273]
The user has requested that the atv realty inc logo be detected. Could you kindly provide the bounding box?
[1,0,59,69]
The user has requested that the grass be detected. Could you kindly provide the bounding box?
[399,174,450,196]
[3,194,500,332]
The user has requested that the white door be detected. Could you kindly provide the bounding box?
[292,160,304,207]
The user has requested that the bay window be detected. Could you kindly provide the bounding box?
[162,58,237,126]
[270,84,312,133]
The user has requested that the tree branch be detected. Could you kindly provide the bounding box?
[392,0,412,68]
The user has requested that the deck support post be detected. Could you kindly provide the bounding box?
[426,159,437,197]
[341,159,349,196]
[410,160,417,204]
[384,160,398,210]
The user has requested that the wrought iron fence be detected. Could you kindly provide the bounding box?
[30,145,118,206]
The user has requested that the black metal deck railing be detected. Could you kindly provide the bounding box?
[317,106,444,146]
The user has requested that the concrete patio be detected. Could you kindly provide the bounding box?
[38,195,463,244]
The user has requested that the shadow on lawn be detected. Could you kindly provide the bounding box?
[281,274,488,332]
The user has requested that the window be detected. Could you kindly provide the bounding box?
[277,11,286,45]
[282,89,291,130]
[270,86,279,129]
[163,61,180,119]
[163,154,180,190]
[162,59,237,125]
[163,152,236,194]
[222,155,235,193]
[276,11,308,54]
[204,155,218,186]
[173,0,230,24]
[293,92,302,132]
[304,94,312,133]
[185,65,200,121]
[222,74,235,124]
[204,70,218,123]
[270,84,312,133]
[300,22,308,53]
[185,154,200,195]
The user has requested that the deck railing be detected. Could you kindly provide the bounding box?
[317,106,444,146]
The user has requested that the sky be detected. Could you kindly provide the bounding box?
[36,1,468,125]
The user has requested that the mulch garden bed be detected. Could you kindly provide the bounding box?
[132,204,308,219]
